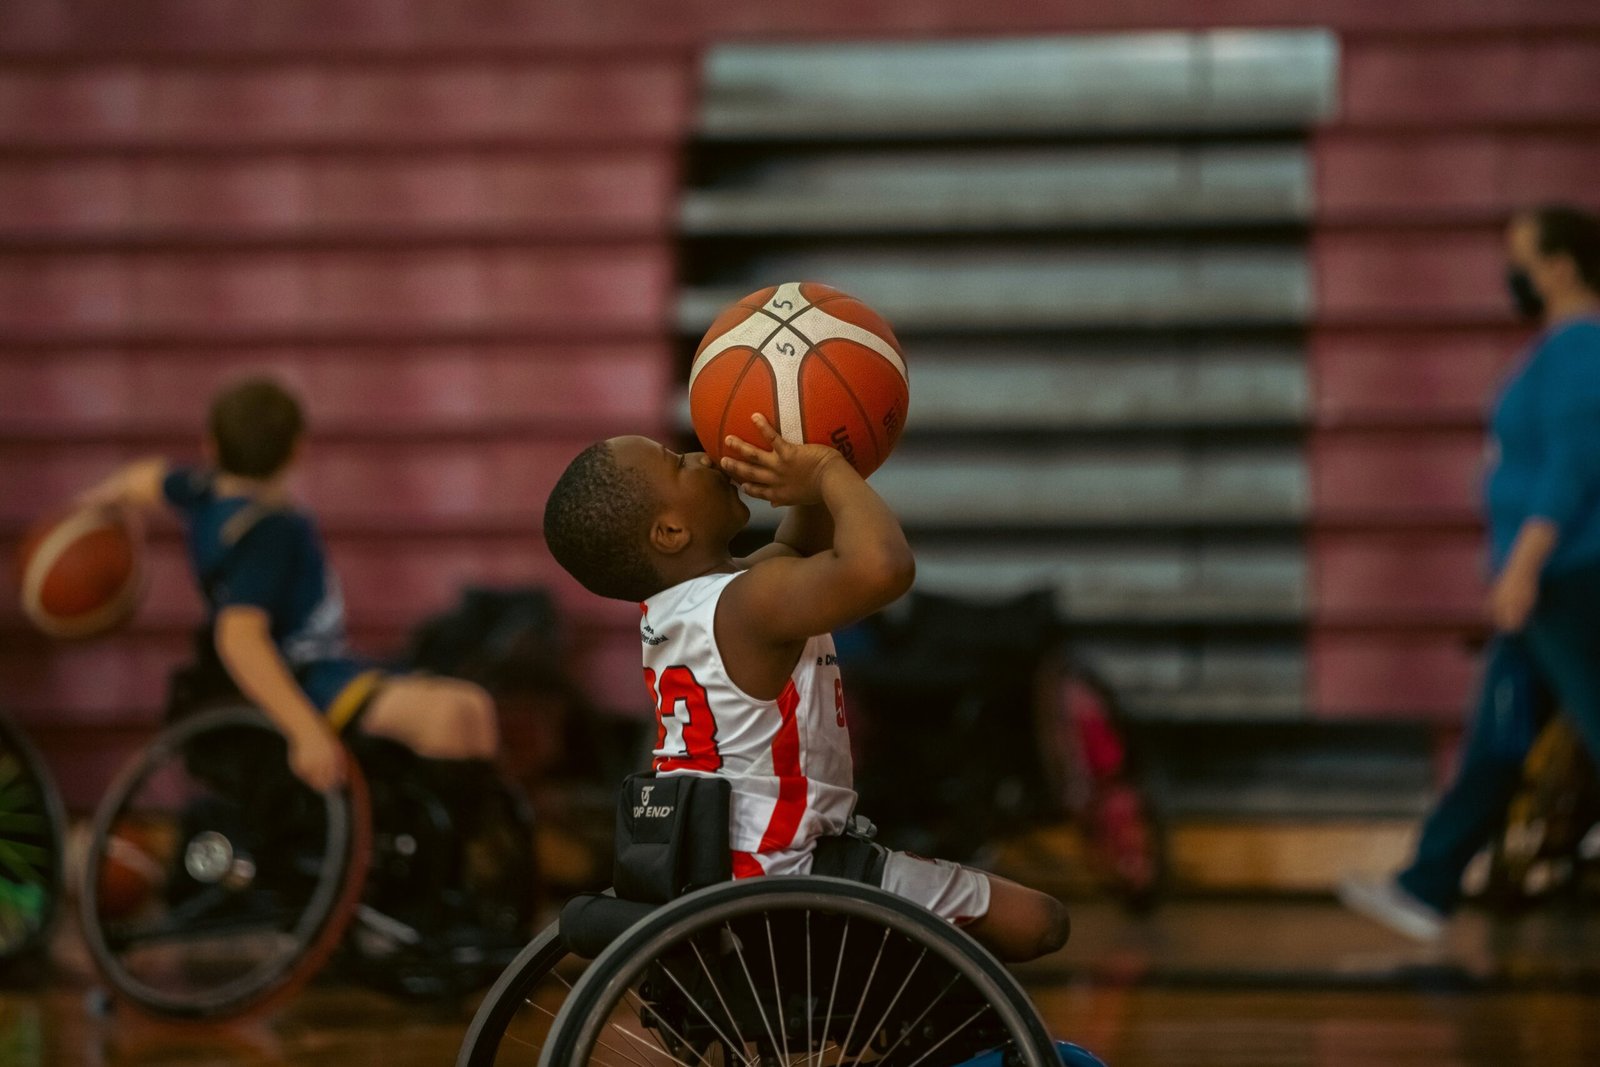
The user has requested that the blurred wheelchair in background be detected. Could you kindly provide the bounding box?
[77,654,538,1019]
[0,708,66,975]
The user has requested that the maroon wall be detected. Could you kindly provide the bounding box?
[3,1,1598,808]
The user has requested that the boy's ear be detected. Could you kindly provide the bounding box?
[650,512,691,556]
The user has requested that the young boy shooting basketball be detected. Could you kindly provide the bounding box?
[544,413,1069,962]
[79,377,498,792]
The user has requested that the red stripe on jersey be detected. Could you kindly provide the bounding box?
[731,851,765,879]
[756,679,808,853]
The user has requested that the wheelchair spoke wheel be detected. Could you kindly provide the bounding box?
[79,706,371,1018]
[463,878,1058,1067]
[0,711,66,964]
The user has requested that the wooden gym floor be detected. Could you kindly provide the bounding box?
[8,898,1598,1066]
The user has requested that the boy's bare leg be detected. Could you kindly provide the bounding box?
[963,874,1071,963]
[359,676,499,759]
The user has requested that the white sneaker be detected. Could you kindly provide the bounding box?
[1336,875,1446,943]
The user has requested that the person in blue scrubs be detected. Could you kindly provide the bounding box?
[1341,204,1600,940]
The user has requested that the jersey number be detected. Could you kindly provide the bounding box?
[646,666,722,773]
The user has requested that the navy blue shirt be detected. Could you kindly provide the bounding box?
[163,466,350,667]
[1485,317,1600,574]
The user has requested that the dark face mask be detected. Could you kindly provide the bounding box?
[1506,267,1546,320]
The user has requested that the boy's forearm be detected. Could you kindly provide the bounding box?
[817,458,914,582]
[772,502,835,557]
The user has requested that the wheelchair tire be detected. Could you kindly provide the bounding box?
[456,919,570,1067]
[462,876,1060,1067]
[0,709,67,967]
[79,705,371,1019]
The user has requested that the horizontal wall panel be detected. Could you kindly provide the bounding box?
[700,32,1336,137]
[836,444,1305,527]
[683,144,1309,234]
[0,247,670,337]
[0,343,669,437]
[1316,132,1600,221]
[906,343,1306,430]
[0,152,674,237]
[0,439,596,525]
[4,1,1599,55]
[1311,328,1523,427]
[1314,230,1506,322]
[1311,530,1486,623]
[914,540,1304,623]
[1342,38,1600,127]
[1311,631,1479,719]
[681,246,1308,332]
[1310,429,1482,523]
[0,61,691,146]
[1081,640,1305,722]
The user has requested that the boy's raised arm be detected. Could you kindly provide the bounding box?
[78,457,169,512]
[719,414,913,643]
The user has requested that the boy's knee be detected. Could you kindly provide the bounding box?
[1036,896,1070,956]
[429,683,497,758]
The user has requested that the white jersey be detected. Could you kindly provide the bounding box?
[641,572,856,857]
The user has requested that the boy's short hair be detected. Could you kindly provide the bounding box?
[544,443,661,602]
[208,377,306,479]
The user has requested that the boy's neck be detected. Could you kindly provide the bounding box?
[654,552,739,594]
[214,470,290,503]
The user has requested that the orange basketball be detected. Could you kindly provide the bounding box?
[96,819,166,921]
[16,506,146,640]
[690,282,909,478]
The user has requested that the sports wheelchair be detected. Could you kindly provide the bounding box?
[459,774,1106,1067]
[78,657,539,1019]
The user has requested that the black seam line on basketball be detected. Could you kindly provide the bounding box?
[812,347,883,460]
[752,310,793,354]
[716,347,774,449]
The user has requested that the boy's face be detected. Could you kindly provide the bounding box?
[608,436,749,547]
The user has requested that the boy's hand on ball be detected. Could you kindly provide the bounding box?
[721,413,847,507]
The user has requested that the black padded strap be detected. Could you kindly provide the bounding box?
[811,832,887,887]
